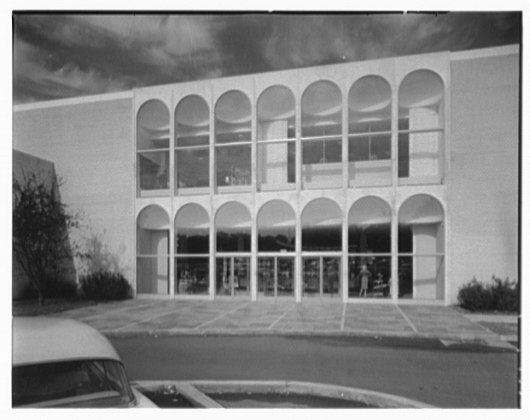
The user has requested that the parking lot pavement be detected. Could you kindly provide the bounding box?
[53,299,516,348]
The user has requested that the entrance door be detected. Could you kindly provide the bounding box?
[215,257,250,297]
[258,257,294,298]
[303,256,341,298]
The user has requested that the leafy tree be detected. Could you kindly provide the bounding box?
[13,174,79,305]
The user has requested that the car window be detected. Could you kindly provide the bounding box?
[12,359,134,408]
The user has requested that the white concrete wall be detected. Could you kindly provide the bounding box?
[13,96,135,283]
[448,51,519,301]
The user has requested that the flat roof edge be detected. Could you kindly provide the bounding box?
[450,44,520,61]
[13,90,133,112]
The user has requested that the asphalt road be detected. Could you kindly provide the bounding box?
[109,335,519,408]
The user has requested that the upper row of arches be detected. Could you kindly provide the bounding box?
[137,70,445,150]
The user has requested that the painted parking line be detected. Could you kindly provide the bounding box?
[268,307,293,330]
[340,303,347,331]
[394,305,419,334]
[69,301,160,321]
[113,306,191,331]
[194,303,251,330]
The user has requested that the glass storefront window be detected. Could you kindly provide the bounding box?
[301,81,342,188]
[215,145,251,186]
[137,100,170,196]
[257,86,296,190]
[215,90,252,189]
[258,257,294,297]
[348,196,392,298]
[175,204,209,254]
[303,257,341,298]
[398,70,445,184]
[349,134,391,162]
[216,202,251,252]
[348,76,392,186]
[302,198,342,252]
[348,256,391,298]
[176,149,209,189]
[216,257,250,296]
[175,95,210,192]
[175,257,209,295]
[138,151,169,190]
[258,200,295,252]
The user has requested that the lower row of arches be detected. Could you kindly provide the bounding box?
[136,194,445,300]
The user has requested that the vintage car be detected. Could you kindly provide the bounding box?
[12,317,156,408]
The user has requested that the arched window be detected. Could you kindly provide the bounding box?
[258,200,295,252]
[137,100,170,195]
[301,198,342,298]
[215,202,251,297]
[136,205,170,294]
[302,198,342,251]
[348,76,392,187]
[257,200,295,298]
[215,91,252,189]
[398,194,445,300]
[174,204,209,295]
[398,70,445,183]
[257,86,296,190]
[301,81,342,188]
[175,95,210,191]
[348,197,392,298]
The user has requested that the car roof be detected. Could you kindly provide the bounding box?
[13,317,121,366]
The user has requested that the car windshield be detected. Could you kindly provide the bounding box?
[12,359,135,408]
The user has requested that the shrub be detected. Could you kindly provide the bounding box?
[43,279,78,299]
[490,277,519,312]
[80,271,132,301]
[458,276,518,312]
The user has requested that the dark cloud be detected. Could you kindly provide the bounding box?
[12,12,521,104]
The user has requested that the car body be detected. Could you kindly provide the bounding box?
[12,317,156,408]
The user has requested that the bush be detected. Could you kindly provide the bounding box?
[458,276,518,312]
[490,277,519,312]
[80,271,132,301]
[15,278,78,301]
[43,279,78,299]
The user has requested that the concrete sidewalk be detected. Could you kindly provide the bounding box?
[53,299,518,350]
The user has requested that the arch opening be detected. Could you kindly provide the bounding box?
[136,205,170,295]
[398,194,445,300]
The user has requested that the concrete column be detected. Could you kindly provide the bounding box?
[295,78,302,302]
[250,82,257,302]
[342,89,349,302]
[209,83,216,300]
[342,204,349,302]
[391,76,399,303]
[209,214,215,300]
[391,208,398,302]
[295,208,302,303]
[251,206,258,302]
[169,93,175,297]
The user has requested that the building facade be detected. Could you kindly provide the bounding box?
[13,44,520,305]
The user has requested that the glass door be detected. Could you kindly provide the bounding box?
[303,256,341,298]
[216,257,250,297]
[258,257,295,298]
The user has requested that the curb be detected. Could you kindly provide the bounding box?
[132,379,435,408]
[102,328,517,352]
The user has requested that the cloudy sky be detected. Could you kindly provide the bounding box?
[13,12,521,104]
